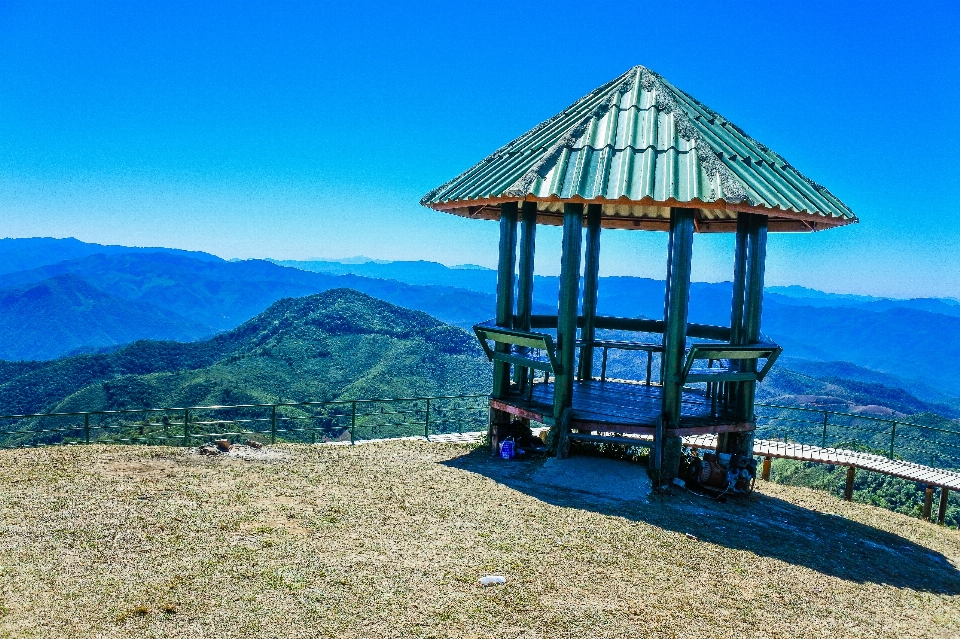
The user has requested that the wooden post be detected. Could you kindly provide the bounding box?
[492,202,519,399]
[552,204,584,425]
[490,202,518,452]
[350,402,356,445]
[738,214,768,410]
[938,488,950,525]
[578,204,602,381]
[730,214,750,346]
[844,466,855,501]
[761,456,772,481]
[718,215,751,456]
[514,201,538,388]
[656,208,695,481]
[733,213,768,458]
[922,485,935,521]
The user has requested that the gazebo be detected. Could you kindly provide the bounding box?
[421,65,856,482]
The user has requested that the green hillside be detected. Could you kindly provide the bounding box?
[0,289,490,445]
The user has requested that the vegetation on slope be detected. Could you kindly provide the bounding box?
[770,457,960,527]
[0,289,490,445]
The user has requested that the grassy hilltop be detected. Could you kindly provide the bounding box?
[0,441,958,638]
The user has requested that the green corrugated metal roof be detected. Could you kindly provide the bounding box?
[422,66,857,232]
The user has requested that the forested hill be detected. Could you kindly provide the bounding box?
[0,289,489,417]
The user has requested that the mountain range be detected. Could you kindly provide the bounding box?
[0,245,533,359]
[0,237,221,276]
[4,238,960,403]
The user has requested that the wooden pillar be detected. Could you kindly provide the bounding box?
[492,201,518,399]
[844,466,855,501]
[761,456,772,481]
[733,213,768,458]
[655,208,695,481]
[490,202,518,452]
[922,485,935,521]
[514,202,538,389]
[578,204,602,380]
[718,214,751,456]
[740,214,768,403]
[730,214,750,346]
[553,203,584,427]
[938,488,950,525]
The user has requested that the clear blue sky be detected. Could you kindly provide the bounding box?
[0,0,958,298]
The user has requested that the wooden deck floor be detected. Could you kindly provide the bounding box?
[490,379,752,436]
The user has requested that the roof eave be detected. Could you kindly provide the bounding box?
[422,194,857,233]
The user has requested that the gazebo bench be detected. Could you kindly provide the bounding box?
[680,343,782,415]
[473,325,561,400]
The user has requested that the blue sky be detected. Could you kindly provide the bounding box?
[0,0,958,298]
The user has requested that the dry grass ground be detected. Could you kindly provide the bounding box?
[0,441,959,638]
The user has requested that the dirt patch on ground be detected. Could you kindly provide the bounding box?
[532,455,652,503]
[0,442,958,638]
[191,442,293,463]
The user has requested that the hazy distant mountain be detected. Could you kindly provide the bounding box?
[766,286,960,317]
[776,358,960,412]
[0,274,212,360]
[272,259,499,294]
[0,237,222,276]
[766,285,882,302]
[0,246,525,360]
[757,365,960,418]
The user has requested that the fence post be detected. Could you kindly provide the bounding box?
[183,409,190,448]
[84,413,90,444]
[821,412,828,448]
[270,405,277,445]
[922,486,935,521]
[350,402,356,445]
[844,466,855,501]
[889,422,897,458]
[424,399,431,440]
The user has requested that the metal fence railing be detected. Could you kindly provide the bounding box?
[754,402,960,470]
[0,395,490,449]
[2,393,959,473]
